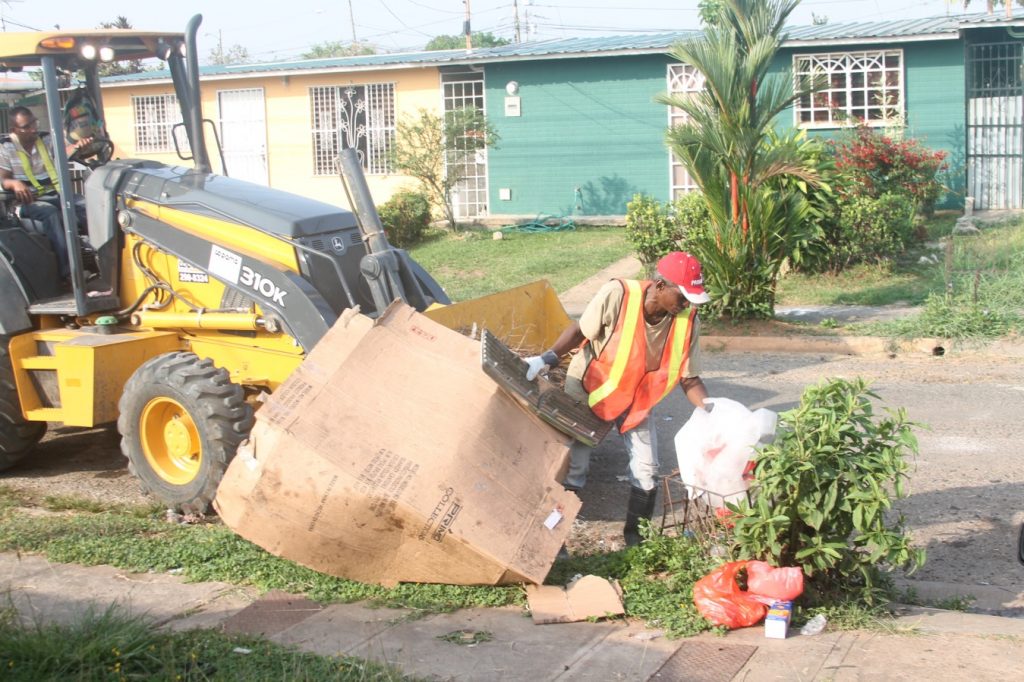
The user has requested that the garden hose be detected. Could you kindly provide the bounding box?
[504,187,582,233]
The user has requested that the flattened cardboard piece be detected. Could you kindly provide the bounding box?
[215,302,579,586]
[526,575,625,624]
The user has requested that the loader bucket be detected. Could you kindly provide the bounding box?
[423,279,571,354]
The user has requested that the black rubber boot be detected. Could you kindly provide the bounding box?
[623,486,658,547]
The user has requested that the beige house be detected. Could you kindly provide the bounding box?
[100,50,489,215]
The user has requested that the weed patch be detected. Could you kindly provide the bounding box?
[0,603,408,681]
[0,502,522,614]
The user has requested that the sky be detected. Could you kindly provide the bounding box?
[0,0,1002,63]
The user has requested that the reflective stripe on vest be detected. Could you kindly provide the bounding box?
[15,137,59,194]
[585,279,645,410]
[582,279,696,433]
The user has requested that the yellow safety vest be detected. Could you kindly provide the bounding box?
[14,136,60,195]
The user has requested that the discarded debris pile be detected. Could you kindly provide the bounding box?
[215,303,580,587]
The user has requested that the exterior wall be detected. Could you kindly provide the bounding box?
[101,67,442,211]
[775,40,966,206]
[485,55,671,218]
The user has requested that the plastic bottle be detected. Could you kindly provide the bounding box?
[800,614,827,636]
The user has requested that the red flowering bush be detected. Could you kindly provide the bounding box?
[830,124,948,215]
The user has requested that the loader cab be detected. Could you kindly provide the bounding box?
[0,23,199,324]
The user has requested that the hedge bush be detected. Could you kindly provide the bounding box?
[378,189,432,248]
[830,193,916,269]
[624,192,710,265]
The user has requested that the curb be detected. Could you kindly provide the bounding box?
[700,335,950,356]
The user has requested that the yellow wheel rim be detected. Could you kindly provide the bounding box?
[139,396,201,486]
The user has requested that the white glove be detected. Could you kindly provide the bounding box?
[524,350,559,381]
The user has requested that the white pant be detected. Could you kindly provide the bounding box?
[563,413,660,492]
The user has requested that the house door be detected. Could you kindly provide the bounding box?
[217,88,268,185]
[441,70,488,220]
[966,41,1023,209]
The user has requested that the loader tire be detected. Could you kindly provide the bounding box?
[0,335,46,470]
[118,352,254,513]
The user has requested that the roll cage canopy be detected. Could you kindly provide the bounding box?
[0,16,211,316]
[0,30,186,71]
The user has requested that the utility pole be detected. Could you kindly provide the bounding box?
[464,0,472,50]
[348,0,358,45]
[513,0,521,43]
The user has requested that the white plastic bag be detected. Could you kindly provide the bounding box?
[674,398,777,507]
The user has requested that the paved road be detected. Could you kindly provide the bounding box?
[578,347,1024,615]
[3,343,1023,615]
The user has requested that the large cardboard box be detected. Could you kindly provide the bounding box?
[214,304,580,586]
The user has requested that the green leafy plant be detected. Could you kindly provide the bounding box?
[729,378,926,604]
[671,191,712,255]
[827,193,917,270]
[830,123,948,215]
[390,107,499,230]
[624,192,711,266]
[625,194,677,265]
[378,189,432,248]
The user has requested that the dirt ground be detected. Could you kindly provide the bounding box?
[2,337,1023,614]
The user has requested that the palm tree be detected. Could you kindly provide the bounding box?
[658,0,821,318]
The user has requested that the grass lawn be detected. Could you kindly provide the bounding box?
[775,213,1024,307]
[408,225,630,301]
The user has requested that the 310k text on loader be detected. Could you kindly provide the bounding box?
[0,15,571,512]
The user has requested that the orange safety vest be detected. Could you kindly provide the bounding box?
[582,279,696,433]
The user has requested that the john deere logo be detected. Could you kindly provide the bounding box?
[331,236,346,254]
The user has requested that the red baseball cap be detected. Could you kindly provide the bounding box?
[656,251,710,304]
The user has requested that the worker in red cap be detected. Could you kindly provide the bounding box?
[525,251,711,547]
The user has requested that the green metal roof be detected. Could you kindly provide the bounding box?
[102,10,1024,86]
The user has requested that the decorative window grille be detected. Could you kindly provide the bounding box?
[309,83,394,175]
[793,50,904,127]
[667,63,706,199]
[131,94,187,152]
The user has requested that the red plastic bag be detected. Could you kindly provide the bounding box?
[747,560,804,602]
[692,561,767,629]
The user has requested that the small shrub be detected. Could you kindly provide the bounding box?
[625,194,677,265]
[830,124,947,214]
[670,191,711,254]
[729,378,925,605]
[828,193,916,270]
[625,192,710,265]
[378,189,432,248]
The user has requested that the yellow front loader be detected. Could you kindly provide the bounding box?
[0,15,570,512]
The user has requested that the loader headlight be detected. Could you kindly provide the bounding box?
[80,43,97,60]
[99,46,116,62]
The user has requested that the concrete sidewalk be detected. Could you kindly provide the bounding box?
[4,552,1023,681]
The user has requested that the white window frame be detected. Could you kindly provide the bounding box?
[131,94,187,153]
[309,83,395,176]
[793,50,905,129]
[441,69,488,219]
[667,63,706,200]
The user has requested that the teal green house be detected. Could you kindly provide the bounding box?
[463,10,1023,217]
[98,10,1024,219]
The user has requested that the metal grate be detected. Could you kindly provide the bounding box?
[309,83,394,176]
[966,41,1024,210]
[480,329,612,447]
[793,50,904,127]
[131,94,188,153]
[660,469,753,551]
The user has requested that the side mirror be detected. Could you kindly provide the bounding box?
[1018,523,1024,566]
